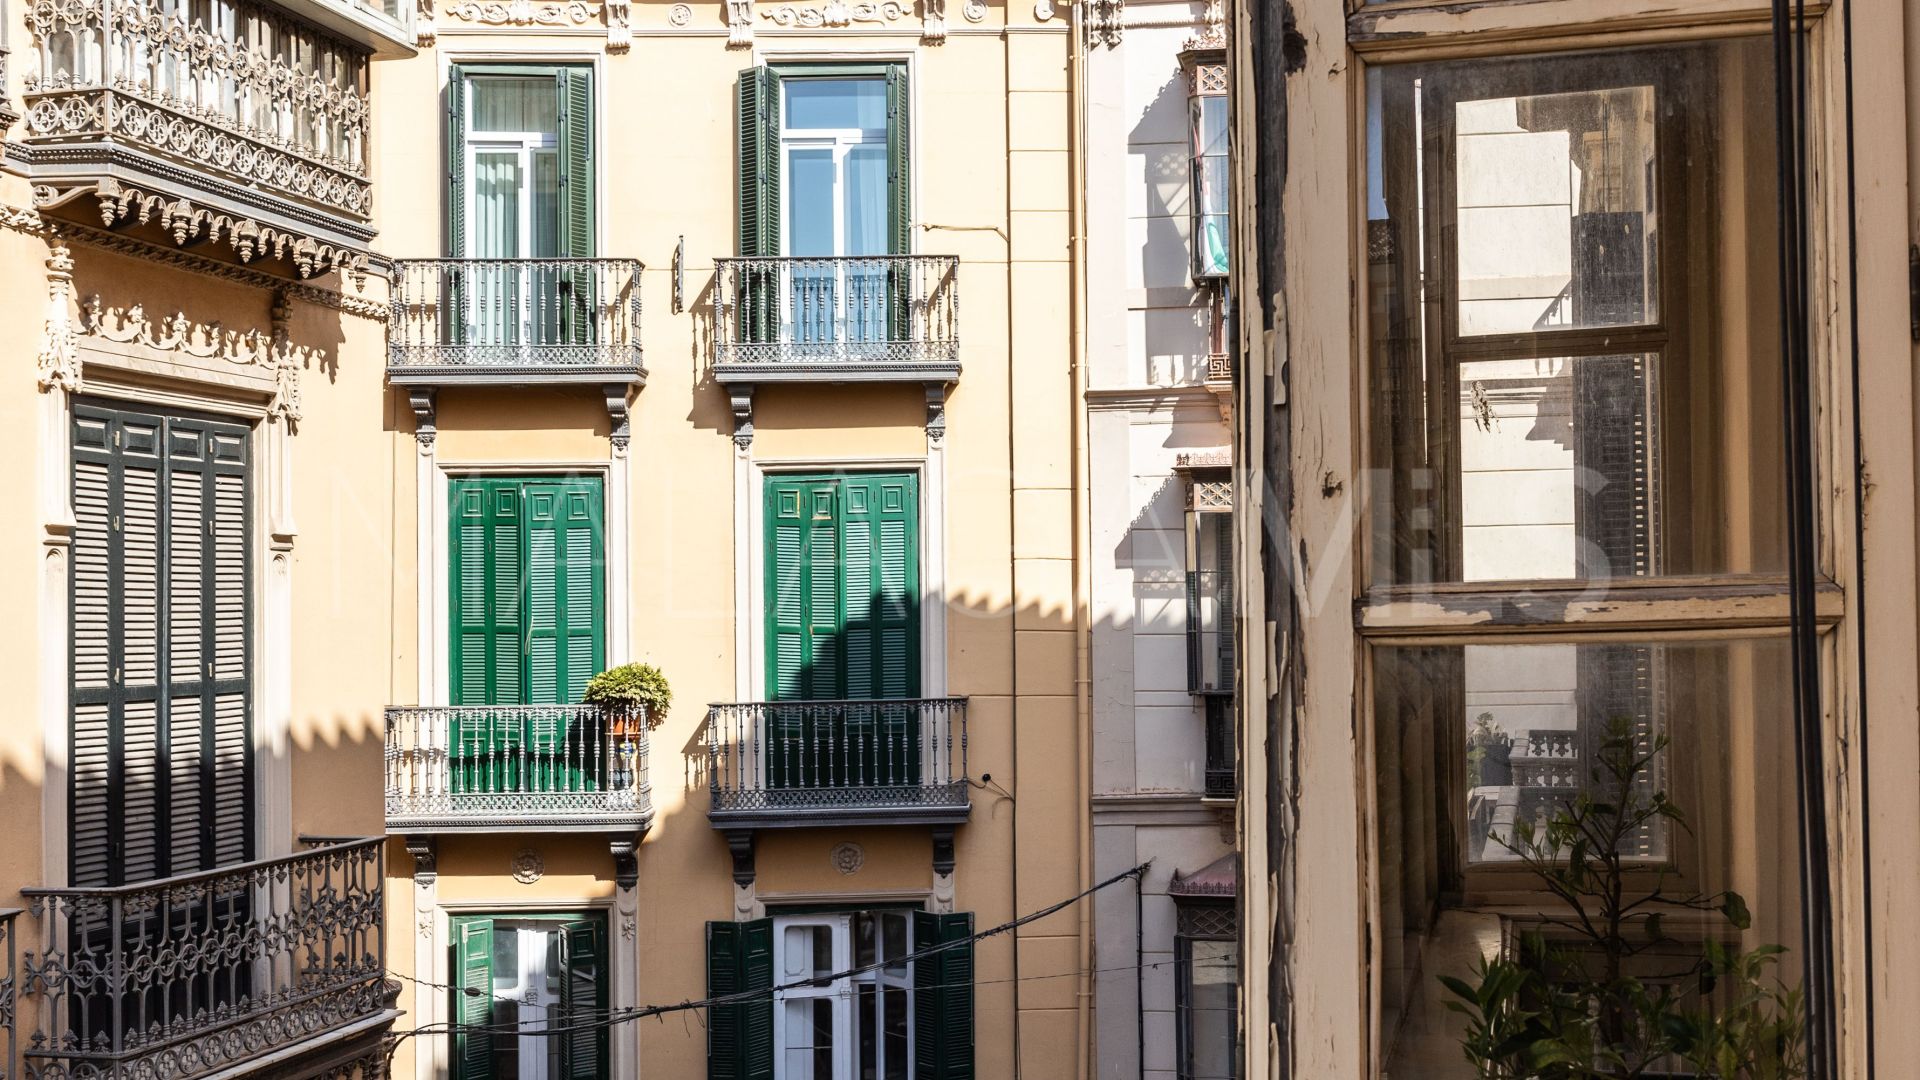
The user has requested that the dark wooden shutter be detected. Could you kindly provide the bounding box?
[912,911,975,1079]
[524,478,604,705]
[447,66,467,257]
[450,479,523,706]
[707,918,774,1080]
[559,918,608,1079]
[456,919,495,1080]
[840,473,919,700]
[737,66,782,258]
[70,403,251,888]
[885,65,910,256]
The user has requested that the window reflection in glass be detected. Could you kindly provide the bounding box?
[1372,638,1805,1076]
[1366,43,1786,587]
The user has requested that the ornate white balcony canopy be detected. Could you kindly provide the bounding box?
[22,0,395,277]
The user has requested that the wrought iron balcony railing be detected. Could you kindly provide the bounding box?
[0,908,17,1080]
[385,704,655,833]
[712,255,959,382]
[19,838,393,1080]
[706,698,969,828]
[387,259,646,384]
[23,0,385,274]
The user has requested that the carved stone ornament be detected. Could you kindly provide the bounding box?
[1184,0,1224,50]
[961,0,984,21]
[1086,0,1120,44]
[830,841,865,875]
[760,0,908,27]
[1032,0,1053,20]
[921,0,945,40]
[34,180,369,282]
[606,0,631,49]
[37,238,80,393]
[668,1,692,22]
[77,292,315,420]
[417,0,437,43]
[728,0,753,45]
[511,848,545,884]
[446,0,592,27]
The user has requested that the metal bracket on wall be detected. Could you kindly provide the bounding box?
[405,835,438,886]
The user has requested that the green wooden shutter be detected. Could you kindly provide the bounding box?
[456,919,495,1080]
[447,66,467,257]
[912,911,975,1079]
[557,68,595,259]
[559,918,608,1079]
[766,478,844,701]
[450,479,523,706]
[707,919,775,1080]
[737,66,782,258]
[839,474,919,700]
[523,478,604,706]
[885,65,910,256]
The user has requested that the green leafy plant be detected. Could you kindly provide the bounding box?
[1441,720,1805,1079]
[582,662,672,728]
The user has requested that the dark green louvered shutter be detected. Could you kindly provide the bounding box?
[559,918,608,1079]
[524,478,604,705]
[450,479,523,706]
[447,67,467,256]
[707,919,774,1080]
[885,65,912,340]
[766,478,843,701]
[556,67,597,346]
[70,404,252,888]
[840,473,919,700]
[737,66,782,258]
[912,911,975,1079]
[456,919,494,1080]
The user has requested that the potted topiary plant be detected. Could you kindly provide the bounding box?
[583,662,672,737]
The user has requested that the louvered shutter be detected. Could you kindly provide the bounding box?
[840,473,919,701]
[456,919,495,1080]
[737,66,782,258]
[69,404,251,888]
[559,918,607,1079]
[447,66,467,257]
[556,67,597,347]
[708,918,774,1080]
[912,911,975,1080]
[885,65,912,340]
[524,478,604,706]
[766,478,842,701]
[451,479,523,706]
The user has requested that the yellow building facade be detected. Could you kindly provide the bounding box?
[0,0,1096,1075]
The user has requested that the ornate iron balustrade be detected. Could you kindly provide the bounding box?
[387,259,646,383]
[1203,698,1235,800]
[712,255,960,381]
[23,0,381,273]
[1,908,18,1080]
[385,704,655,833]
[706,698,969,827]
[18,838,392,1080]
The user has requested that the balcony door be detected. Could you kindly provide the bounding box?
[447,65,595,354]
[449,477,605,794]
[454,914,607,1080]
[764,473,919,790]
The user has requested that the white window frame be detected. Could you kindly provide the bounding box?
[771,911,918,1080]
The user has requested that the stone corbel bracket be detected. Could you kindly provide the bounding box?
[728,0,754,45]
[35,179,371,284]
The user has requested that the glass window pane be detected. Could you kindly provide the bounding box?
[1454,84,1657,336]
[883,985,909,1079]
[1184,939,1238,1080]
[882,912,908,976]
[472,151,522,259]
[1372,638,1806,1077]
[788,148,836,257]
[845,144,889,257]
[1366,43,1786,586]
[470,75,558,135]
[786,78,886,131]
[532,149,560,259]
[1196,95,1229,156]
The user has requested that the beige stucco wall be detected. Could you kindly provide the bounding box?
[366,10,1085,1078]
